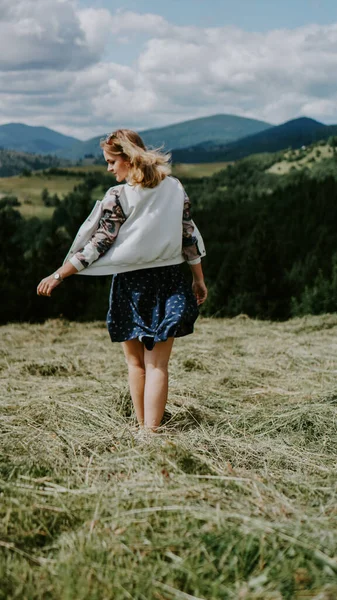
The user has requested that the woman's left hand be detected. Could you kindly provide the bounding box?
[37,275,61,297]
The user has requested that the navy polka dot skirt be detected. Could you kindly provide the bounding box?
[106,264,199,350]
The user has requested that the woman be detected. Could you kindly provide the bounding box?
[37,129,207,434]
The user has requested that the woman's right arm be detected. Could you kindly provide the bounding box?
[68,192,126,272]
[37,191,126,297]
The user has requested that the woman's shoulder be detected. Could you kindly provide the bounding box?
[163,175,184,190]
[102,184,125,201]
[100,184,126,210]
[107,183,125,195]
[165,176,187,199]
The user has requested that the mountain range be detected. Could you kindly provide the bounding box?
[0,114,336,166]
[0,123,78,156]
[0,115,272,160]
[171,117,337,163]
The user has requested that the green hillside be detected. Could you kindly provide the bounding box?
[0,148,66,178]
[1,316,336,599]
[1,135,332,216]
[2,136,334,222]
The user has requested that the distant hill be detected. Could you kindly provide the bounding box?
[33,115,272,160]
[1,116,336,166]
[0,123,79,156]
[0,148,67,177]
[172,117,337,163]
[141,114,272,150]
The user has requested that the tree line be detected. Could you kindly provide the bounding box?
[1,154,337,324]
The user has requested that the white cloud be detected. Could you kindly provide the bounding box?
[77,8,115,55]
[109,10,169,35]
[0,0,97,70]
[1,3,337,139]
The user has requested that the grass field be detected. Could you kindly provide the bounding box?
[267,144,333,175]
[0,173,85,219]
[0,162,229,220]
[1,314,337,599]
[63,162,230,178]
[173,162,229,178]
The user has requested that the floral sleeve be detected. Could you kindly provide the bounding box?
[69,189,126,272]
[182,188,201,265]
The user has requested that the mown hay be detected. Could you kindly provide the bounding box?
[0,315,337,599]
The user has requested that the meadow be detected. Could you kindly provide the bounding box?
[1,315,337,600]
[0,162,229,220]
[266,144,333,175]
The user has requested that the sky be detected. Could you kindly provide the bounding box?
[1,0,337,140]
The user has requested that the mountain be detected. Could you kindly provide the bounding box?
[172,117,337,163]
[0,123,79,156]
[140,114,272,150]
[55,114,272,160]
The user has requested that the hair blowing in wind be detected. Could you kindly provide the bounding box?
[100,129,172,188]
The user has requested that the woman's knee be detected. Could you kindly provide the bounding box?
[144,338,174,370]
[145,363,168,376]
[128,357,145,371]
[121,340,145,370]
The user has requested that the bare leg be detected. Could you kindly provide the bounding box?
[121,339,145,426]
[143,338,174,432]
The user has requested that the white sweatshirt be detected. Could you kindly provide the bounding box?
[64,175,206,276]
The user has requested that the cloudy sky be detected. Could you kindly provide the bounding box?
[1,0,337,140]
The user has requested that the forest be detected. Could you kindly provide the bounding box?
[1,147,337,324]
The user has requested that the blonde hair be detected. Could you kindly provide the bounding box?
[100,129,171,188]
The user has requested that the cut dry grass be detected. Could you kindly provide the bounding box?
[1,315,337,599]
